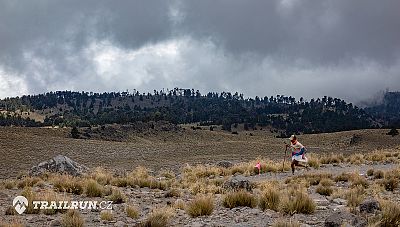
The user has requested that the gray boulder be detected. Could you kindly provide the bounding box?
[29,155,88,176]
[325,211,367,227]
[359,198,380,214]
[223,176,253,191]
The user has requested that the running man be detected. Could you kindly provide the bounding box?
[286,135,308,174]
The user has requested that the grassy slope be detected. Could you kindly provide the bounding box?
[0,126,399,179]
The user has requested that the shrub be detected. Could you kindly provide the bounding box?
[374,170,385,179]
[108,188,126,204]
[61,210,84,227]
[350,175,369,188]
[281,192,315,215]
[111,177,129,187]
[345,186,365,208]
[174,199,186,210]
[53,175,83,195]
[186,195,214,217]
[164,188,181,198]
[335,172,351,182]
[380,201,400,226]
[85,179,103,197]
[222,190,257,209]
[4,180,16,189]
[272,219,301,227]
[367,169,374,176]
[90,167,113,185]
[316,185,333,196]
[126,205,140,219]
[5,206,16,215]
[21,187,40,214]
[140,207,175,227]
[17,177,40,189]
[381,177,398,191]
[100,210,113,221]
[319,178,334,187]
[259,187,280,211]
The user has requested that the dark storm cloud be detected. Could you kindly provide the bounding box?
[0,0,399,104]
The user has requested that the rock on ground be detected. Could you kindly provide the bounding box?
[359,198,380,214]
[29,155,88,176]
[325,211,367,227]
[223,176,253,191]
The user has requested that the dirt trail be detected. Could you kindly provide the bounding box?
[247,163,399,182]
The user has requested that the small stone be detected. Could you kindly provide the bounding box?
[332,198,347,205]
[114,221,127,227]
[49,220,61,227]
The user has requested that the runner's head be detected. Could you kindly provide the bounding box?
[289,135,296,143]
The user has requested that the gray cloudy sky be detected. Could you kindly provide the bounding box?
[0,0,399,104]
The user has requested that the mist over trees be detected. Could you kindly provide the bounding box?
[0,88,396,136]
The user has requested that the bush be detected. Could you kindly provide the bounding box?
[381,201,400,226]
[367,169,374,176]
[281,192,315,215]
[222,190,257,209]
[335,172,351,182]
[53,175,83,195]
[382,177,398,191]
[350,175,369,188]
[21,187,40,214]
[108,188,126,204]
[100,210,113,221]
[346,186,365,208]
[140,207,174,227]
[272,219,301,227]
[126,205,140,219]
[316,185,333,196]
[259,188,280,211]
[374,170,385,179]
[186,195,214,217]
[85,179,103,197]
[61,210,84,227]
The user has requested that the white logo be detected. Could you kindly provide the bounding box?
[13,196,28,214]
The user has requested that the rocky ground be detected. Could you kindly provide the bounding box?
[0,148,399,227]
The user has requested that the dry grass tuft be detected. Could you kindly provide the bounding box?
[140,206,175,227]
[350,174,369,188]
[334,172,351,182]
[259,187,281,211]
[367,168,374,176]
[381,176,398,192]
[222,190,257,209]
[380,200,400,227]
[108,188,126,204]
[345,186,365,209]
[316,185,333,196]
[280,190,315,215]
[4,180,16,189]
[61,209,84,227]
[186,194,214,217]
[90,167,113,185]
[21,187,40,214]
[174,199,186,210]
[126,205,140,219]
[373,170,385,179]
[100,210,114,221]
[85,179,103,197]
[17,177,41,189]
[52,175,83,195]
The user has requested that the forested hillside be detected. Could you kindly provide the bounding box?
[0,88,379,136]
[365,91,400,127]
